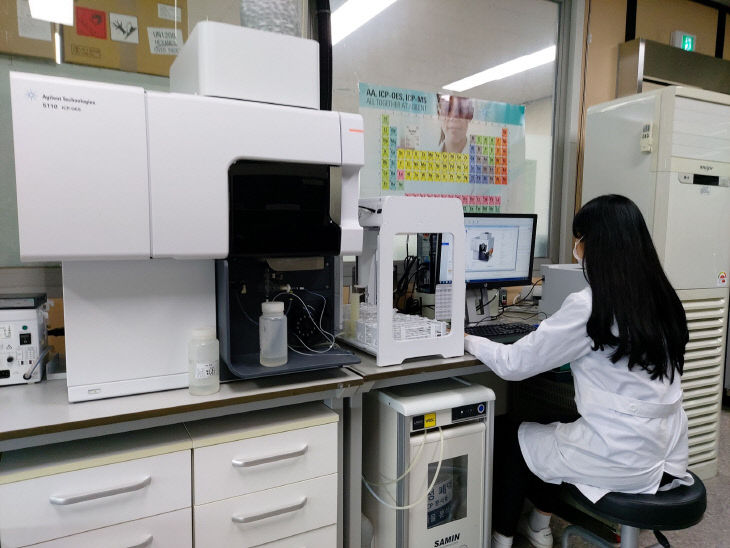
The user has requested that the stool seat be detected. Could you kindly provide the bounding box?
[568,471,707,531]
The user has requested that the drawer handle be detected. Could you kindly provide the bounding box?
[127,534,153,548]
[231,444,308,468]
[49,475,152,505]
[232,496,307,524]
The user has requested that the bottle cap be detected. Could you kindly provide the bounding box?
[191,326,216,340]
[262,301,285,315]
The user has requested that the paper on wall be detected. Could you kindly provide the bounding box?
[157,3,182,23]
[147,27,182,55]
[16,0,52,42]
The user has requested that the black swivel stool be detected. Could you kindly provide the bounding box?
[561,471,707,548]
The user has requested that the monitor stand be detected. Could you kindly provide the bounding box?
[465,287,498,325]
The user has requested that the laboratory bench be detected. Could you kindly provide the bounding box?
[0,367,363,452]
[0,351,502,548]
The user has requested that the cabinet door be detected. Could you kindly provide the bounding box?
[193,422,337,505]
[29,508,192,548]
[9,72,151,261]
[194,473,337,548]
[254,524,336,547]
[0,451,190,547]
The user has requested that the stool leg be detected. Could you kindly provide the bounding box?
[619,525,639,548]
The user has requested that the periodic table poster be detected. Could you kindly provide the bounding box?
[358,83,527,214]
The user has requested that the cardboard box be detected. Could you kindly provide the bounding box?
[63,0,187,76]
[0,0,56,60]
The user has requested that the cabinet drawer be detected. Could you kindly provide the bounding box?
[254,524,336,547]
[193,422,337,504]
[29,508,192,548]
[0,451,191,547]
[194,473,337,548]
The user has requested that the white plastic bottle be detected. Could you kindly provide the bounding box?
[188,327,220,395]
[259,301,288,367]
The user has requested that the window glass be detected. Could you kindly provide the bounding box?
[427,454,468,529]
[332,0,559,256]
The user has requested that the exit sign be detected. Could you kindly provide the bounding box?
[671,31,696,52]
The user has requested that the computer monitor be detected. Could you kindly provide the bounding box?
[438,213,537,287]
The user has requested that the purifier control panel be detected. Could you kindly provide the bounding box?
[410,402,488,432]
[452,402,487,422]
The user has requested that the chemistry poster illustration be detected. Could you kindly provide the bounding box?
[359,83,527,214]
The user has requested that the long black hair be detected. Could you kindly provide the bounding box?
[572,194,688,382]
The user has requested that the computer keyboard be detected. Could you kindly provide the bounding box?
[465,322,537,344]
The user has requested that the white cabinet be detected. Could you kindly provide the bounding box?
[192,421,337,504]
[0,425,192,548]
[186,402,339,547]
[0,404,342,547]
[255,525,337,547]
[29,508,192,548]
[194,474,338,547]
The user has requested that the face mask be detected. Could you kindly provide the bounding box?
[573,237,584,266]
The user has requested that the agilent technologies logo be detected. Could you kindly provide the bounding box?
[25,89,36,101]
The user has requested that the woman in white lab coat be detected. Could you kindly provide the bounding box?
[465,195,693,548]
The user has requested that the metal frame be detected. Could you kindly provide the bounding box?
[549,0,587,265]
[617,38,730,97]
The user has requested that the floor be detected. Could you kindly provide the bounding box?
[513,404,730,548]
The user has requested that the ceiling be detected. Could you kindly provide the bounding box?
[331,0,560,111]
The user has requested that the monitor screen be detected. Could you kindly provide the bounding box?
[438,213,537,287]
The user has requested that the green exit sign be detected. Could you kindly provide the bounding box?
[671,31,696,52]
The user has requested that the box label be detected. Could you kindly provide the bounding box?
[110,13,139,44]
[17,0,52,41]
[76,6,107,39]
[424,413,436,428]
[147,27,182,55]
[158,3,182,22]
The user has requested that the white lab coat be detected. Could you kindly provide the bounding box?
[465,287,693,502]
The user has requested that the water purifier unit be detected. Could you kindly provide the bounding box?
[362,378,494,548]
[582,86,730,479]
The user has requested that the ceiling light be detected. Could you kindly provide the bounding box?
[28,0,73,26]
[331,0,397,46]
[443,45,556,92]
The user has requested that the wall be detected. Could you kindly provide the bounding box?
[583,0,626,109]
[636,0,719,57]
[583,0,727,107]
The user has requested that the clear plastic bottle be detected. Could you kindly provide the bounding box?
[259,301,288,367]
[188,327,220,395]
